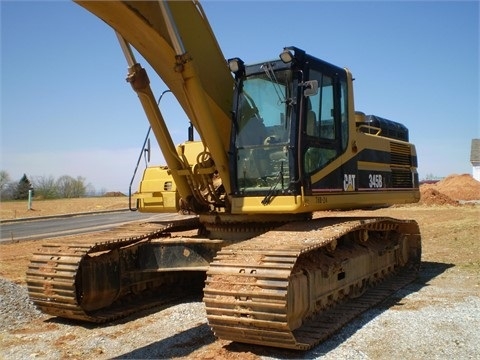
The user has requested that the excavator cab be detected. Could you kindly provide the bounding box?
[229,47,349,202]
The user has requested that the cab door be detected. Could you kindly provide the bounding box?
[302,66,349,192]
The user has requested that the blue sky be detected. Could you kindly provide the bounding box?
[1,0,479,193]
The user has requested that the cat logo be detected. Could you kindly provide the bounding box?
[343,174,356,191]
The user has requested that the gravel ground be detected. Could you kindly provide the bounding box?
[1,204,479,359]
[1,262,478,360]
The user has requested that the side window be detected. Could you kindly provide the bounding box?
[318,78,335,140]
[304,70,341,175]
[305,73,336,141]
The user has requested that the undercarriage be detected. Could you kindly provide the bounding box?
[27,216,420,349]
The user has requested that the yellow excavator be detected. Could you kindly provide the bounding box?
[27,1,421,350]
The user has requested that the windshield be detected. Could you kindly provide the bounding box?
[237,68,292,143]
[234,67,293,195]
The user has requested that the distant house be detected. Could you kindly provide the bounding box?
[471,139,480,181]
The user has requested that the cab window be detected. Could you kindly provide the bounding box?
[304,69,347,175]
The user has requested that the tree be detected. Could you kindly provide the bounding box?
[31,175,58,199]
[0,170,14,200]
[14,174,33,200]
[56,175,87,198]
[2,173,91,200]
[0,170,11,191]
[56,175,75,198]
[85,183,97,197]
[71,176,87,198]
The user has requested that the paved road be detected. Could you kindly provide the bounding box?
[0,211,182,242]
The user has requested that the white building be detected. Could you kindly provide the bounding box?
[471,139,480,181]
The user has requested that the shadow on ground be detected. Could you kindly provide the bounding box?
[114,261,452,359]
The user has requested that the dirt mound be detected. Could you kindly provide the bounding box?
[103,191,126,197]
[419,187,458,206]
[433,174,480,200]
[419,173,480,205]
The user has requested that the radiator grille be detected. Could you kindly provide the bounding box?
[391,169,413,188]
[390,142,411,165]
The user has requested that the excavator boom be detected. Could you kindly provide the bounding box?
[75,0,234,199]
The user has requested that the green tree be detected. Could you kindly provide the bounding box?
[14,174,33,200]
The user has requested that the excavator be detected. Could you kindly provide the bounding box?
[27,0,421,350]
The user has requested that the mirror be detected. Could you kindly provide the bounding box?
[304,80,318,97]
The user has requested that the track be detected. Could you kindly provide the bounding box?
[204,217,421,350]
[26,218,203,323]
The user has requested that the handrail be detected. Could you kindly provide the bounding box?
[357,124,382,136]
